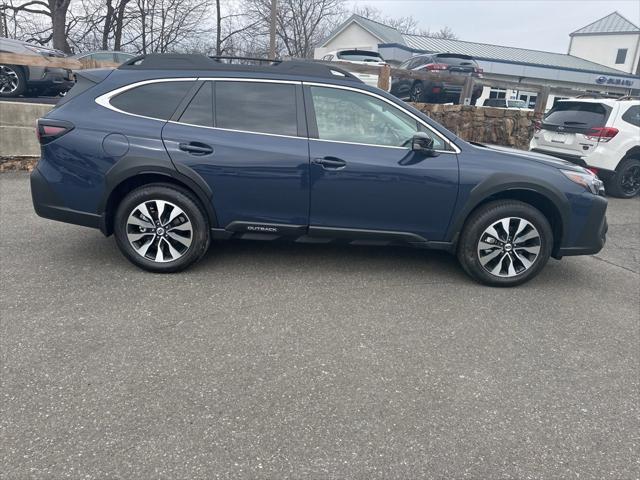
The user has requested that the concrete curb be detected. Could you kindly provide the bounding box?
[0,101,54,157]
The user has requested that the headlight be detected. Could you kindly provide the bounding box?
[561,169,604,195]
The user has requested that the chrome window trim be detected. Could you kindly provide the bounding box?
[303,81,460,154]
[94,77,198,122]
[95,76,460,154]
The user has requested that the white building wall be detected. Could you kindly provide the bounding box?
[569,33,640,74]
[314,23,381,59]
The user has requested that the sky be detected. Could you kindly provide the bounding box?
[346,0,640,54]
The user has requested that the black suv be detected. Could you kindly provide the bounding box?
[391,53,483,104]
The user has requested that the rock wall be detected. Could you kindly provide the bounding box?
[410,103,536,151]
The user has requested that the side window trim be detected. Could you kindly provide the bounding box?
[95,78,198,122]
[171,80,206,121]
[302,81,459,153]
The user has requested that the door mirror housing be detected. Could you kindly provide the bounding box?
[411,132,438,156]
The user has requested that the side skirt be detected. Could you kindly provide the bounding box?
[211,222,455,252]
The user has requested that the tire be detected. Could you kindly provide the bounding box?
[0,65,26,98]
[604,158,640,199]
[457,200,553,287]
[114,183,210,272]
[409,82,425,103]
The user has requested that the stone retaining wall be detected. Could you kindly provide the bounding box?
[410,103,536,151]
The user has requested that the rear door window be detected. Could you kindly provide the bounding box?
[179,82,213,127]
[214,81,298,136]
[110,81,195,120]
[542,102,611,132]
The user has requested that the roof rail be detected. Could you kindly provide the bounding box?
[617,95,640,101]
[118,53,362,83]
[209,56,281,65]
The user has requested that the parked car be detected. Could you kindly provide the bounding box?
[483,98,531,109]
[530,98,640,198]
[0,37,74,97]
[321,49,387,89]
[391,53,483,104]
[71,50,135,65]
[30,54,607,286]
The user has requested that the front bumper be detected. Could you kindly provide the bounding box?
[556,194,608,257]
[28,67,74,93]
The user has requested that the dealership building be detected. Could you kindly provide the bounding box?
[315,13,640,108]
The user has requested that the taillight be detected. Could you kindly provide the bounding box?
[534,120,542,132]
[423,63,449,71]
[584,126,619,142]
[473,67,484,78]
[36,119,74,145]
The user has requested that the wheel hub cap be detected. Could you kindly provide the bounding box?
[477,217,541,278]
[126,200,193,263]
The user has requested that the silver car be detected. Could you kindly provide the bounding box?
[0,37,74,98]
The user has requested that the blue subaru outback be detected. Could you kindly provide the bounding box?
[30,54,607,286]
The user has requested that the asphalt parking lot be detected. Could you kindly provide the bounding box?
[1,172,638,479]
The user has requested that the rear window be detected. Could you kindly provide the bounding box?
[110,81,195,120]
[543,101,611,131]
[337,50,383,62]
[433,55,477,66]
[214,81,298,136]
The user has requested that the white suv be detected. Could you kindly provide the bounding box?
[530,98,640,198]
[321,49,387,89]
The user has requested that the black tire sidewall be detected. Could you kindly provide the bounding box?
[0,65,26,98]
[607,158,640,199]
[457,201,553,287]
[114,184,210,272]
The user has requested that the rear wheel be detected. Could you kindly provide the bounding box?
[0,65,26,98]
[114,184,210,272]
[457,200,553,287]
[605,158,640,198]
[409,82,425,103]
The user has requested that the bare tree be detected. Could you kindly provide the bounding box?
[247,0,345,58]
[1,0,73,51]
[350,5,458,39]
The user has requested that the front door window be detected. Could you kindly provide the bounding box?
[309,86,447,150]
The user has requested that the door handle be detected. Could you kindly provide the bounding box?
[312,157,347,170]
[178,142,214,156]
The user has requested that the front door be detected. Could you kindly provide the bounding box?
[162,79,309,229]
[305,84,459,242]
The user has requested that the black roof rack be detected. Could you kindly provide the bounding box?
[119,54,362,82]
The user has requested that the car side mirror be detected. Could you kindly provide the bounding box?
[411,132,438,156]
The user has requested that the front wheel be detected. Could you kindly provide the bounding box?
[605,158,640,198]
[114,184,210,272]
[457,200,553,287]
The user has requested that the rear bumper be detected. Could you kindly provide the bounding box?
[31,165,101,229]
[556,194,608,257]
[28,67,74,92]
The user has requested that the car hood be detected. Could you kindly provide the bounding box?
[470,142,585,172]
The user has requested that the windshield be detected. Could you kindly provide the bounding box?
[337,51,383,63]
[543,102,611,131]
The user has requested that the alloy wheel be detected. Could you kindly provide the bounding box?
[410,84,423,102]
[477,217,541,278]
[126,199,193,263]
[0,66,19,94]
[620,164,640,196]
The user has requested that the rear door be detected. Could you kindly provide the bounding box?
[535,101,612,156]
[162,79,310,231]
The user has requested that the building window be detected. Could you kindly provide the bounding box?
[615,48,627,64]
[489,88,506,99]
